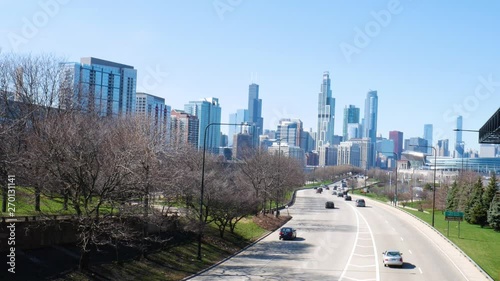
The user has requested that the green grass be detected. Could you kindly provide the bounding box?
[404,209,500,280]
[351,189,388,202]
[59,217,269,281]
[1,187,118,217]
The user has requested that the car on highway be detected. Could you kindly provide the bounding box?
[382,250,403,267]
[356,199,366,207]
[337,192,344,197]
[344,195,352,201]
[325,201,335,209]
[279,227,297,240]
[316,187,323,194]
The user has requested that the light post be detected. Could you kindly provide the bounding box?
[381,152,398,206]
[197,122,246,260]
[274,138,283,217]
[410,144,437,227]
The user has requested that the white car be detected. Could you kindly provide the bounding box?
[382,250,403,267]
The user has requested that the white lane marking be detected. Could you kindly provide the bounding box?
[356,245,373,248]
[400,237,404,241]
[350,264,376,268]
[419,267,423,274]
[408,250,413,255]
[354,254,374,257]
[392,227,396,231]
[339,203,380,281]
[339,204,361,281]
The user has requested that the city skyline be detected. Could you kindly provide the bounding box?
[1,1,499,150]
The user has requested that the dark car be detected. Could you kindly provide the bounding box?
[316,187,323,194]
[337,193,344,197]
[325,201,335,209]
[279,227,297,240]
[356,199,366,207]
[345,195,352,201]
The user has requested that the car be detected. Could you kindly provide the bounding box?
[333,185,338,190]
[332,191,337,195]
[356,199,366,207]
[316,187,323,194]
[279,227,297,240]
[382,250,403,267]
[337,193,344,197]
[325,186,330,190]
[325,201,335,208]
[345,195,352,201]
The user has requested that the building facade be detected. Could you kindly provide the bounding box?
[228,109,248,146]
[316,71,335,149]
[248,83,263,147]
[184,97,221,153]
[135,92,171,142]
[423,124,433,154]
[60,57,137,116]
[343,105,360,141]
[363,90,378,167]
[170,109,199,147]
[389,130,403,160]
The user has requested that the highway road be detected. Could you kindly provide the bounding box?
[188,185,491,281]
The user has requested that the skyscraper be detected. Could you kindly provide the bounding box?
[389,130,403,160]
[455,115,464,158]
[316,71,335,149]
[248,83,263,147]
[60,57,137,116]
[423,124,433,154]
[276,118,303,147]
[363,90,378,167]
[228,109,248,146]
[135,92,171,142]
[184,97,221,153]
[170,109,199,147]
[343,105,360,141]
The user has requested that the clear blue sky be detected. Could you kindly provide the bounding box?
[1,0,499,151]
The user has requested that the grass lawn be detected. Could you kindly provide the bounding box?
[404,209,499,281]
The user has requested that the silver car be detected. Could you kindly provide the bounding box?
[382,250,403,267]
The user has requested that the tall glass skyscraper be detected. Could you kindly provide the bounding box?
[248,83,263,147]
[423,124,433,154]
[228,109,248,146]
[364,90,378,167]
[60,57,137,116]
[455,115,464,158]
[316,71,335,150]
[184,97,221,153]
[343,105,360,141]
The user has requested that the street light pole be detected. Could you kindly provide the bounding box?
[197,122,245,260]
[409,144,437,227]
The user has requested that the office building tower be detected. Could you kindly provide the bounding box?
[184,97,221,153]
[228,109,248,146]
[248,83,263,146]
[60,57,137,116]
[135,92,171,142]
[424,124,433,154]
[363,90,378,167]
[316,71,335,149]
[347,123,362,140]
[276,118,303,147]
[349,138,370,169]
[170,109,199,147]
[338,142,361,167]
[455,116,464,158]
[300,130,315,153]
[437,139,450,157]
[233,132,253,159]
[406,137,428,153]
[343,105,360,141]
[389,130,403,160]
